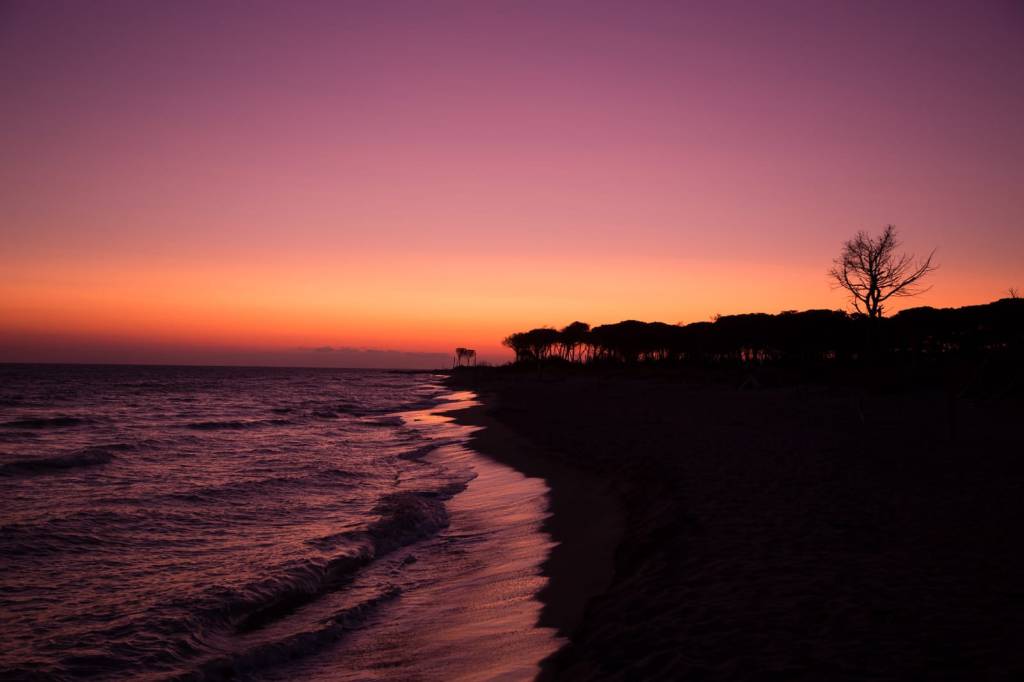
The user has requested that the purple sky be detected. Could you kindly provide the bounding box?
[2,1,1022,366]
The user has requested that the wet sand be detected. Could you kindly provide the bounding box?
[447,370,1024,680]
[444,395,624,641]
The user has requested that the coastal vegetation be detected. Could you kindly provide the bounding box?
[501,298,1023,369]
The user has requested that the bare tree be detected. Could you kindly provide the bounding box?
[829,225,936,318]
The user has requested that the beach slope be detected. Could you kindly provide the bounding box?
[448,371,1024,680]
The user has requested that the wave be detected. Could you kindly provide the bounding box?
[169,587,402,681]
[360,415,405,428]
[306,392,444,421]
[0,505,196,558]
[312,409,342,419]
[185,419,293,430]
[59,488,460,667]
[395,438,464,461]
[0,446,118,476]
[364,490,452,552]
[227,491,450,633]
[83,488,456,654]
[39,490,458,676]
[397,444,441,461]
[167,468,360,503]
[0,664,67,682]
[310,401,367,419]
[0,416,87,429]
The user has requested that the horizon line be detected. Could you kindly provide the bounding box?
[0,361,451,373]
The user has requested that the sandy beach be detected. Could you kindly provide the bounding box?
[447,370,1024,680]
[444,394,625,641]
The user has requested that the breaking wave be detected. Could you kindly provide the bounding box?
[0,366,518,681]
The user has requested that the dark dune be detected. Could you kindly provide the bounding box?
[447,370,1024,680]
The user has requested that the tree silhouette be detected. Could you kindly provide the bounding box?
[452,347,476,367]
[830,225,936,318]
[502,333,532,363]
[559,321,591,362]
[499,299,1021,370]
[524,328,560,360]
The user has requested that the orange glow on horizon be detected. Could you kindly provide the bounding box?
[2,249,1016,364]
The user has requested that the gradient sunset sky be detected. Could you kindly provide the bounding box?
[2,1,1022,366]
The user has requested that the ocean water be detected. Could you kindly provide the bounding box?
[0,365,562,681]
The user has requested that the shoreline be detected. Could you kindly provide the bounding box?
[305,390,568,681]
[441,389,625,676]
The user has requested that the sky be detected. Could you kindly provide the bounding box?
[2,0,1022,366]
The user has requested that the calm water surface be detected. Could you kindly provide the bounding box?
[0,365,561,680]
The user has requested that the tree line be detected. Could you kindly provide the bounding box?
[502,298,1024,367]
[492,226,1020,370]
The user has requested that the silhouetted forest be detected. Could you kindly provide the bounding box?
[501,298,1024,371]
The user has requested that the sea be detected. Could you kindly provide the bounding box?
[0,365,562,681]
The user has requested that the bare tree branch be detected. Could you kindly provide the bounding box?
[828,225,937,318]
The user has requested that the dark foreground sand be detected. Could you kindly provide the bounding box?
[447,370,1024,681]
